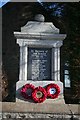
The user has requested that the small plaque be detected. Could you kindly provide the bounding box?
[27,47,51,81]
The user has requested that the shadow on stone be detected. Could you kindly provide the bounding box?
[16,87,35,103]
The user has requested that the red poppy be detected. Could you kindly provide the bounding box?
[32,86,47,103]
[21,84,35,99]
[46,83,60,99]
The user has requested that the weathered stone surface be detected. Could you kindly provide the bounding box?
[68,104,80,115]
[2,102,70,114]
[21,21,59,34]
[1,112,80,119]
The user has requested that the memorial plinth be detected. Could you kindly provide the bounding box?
[14,14,66,102]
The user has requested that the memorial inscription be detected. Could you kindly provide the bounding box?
[27,48,51,80]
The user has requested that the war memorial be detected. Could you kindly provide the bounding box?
[1,3,80,119]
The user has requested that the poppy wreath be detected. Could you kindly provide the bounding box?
[32,86,47,103]
[21,84,35,99]
[46,83,60,99]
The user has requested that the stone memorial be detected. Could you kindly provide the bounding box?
[14,14,66,102]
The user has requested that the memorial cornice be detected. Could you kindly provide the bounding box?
[14,32,66,41]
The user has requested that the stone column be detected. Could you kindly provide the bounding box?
[17,41,28,81]
[51,48,54,80]
[19,45,23,81]
[57,47,60,81]
[24,45,28,81]
[53,47,60,81]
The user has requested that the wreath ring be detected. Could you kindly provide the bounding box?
[21,83,35,99]
[46,83,60,99]
[32,86,47,103]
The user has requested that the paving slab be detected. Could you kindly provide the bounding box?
[2,113,72,119]
[68,104,80,115]
[73,115,80,120]
[1,102,70,114]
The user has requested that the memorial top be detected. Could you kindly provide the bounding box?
[34,14,45,22]
[21,14,59,34]
[14,14,66,41]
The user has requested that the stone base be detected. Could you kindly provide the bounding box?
[16,81,64,103]
[1,102,79,115]
[16,94,65,104]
